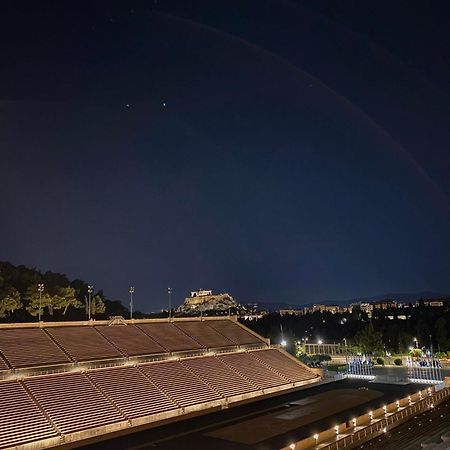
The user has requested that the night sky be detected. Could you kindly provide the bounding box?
[2,1,450,311]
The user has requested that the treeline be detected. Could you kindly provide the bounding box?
[0,261,138,322]
[243,304,450,355]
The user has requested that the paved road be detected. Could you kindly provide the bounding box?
[372,366,450,381]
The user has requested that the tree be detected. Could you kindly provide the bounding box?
[435,317,447,351]
[52,287,83,315]
[398,331,414,353]
[409,348,422,358]
[90,295,106,316]
[24,286,52,317]
[0,287,22,318]
[354,322,384,355]
[416,318,429,343]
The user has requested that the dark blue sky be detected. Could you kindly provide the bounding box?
[2,1,450,310]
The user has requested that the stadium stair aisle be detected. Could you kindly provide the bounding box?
[0,352,10,371]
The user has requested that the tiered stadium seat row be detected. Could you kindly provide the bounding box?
[87,366,177,419]
[206,319,263,345]
[0,380,57,449]
[173,321,234,348]
[24,372,125,435]
[96,325,166,356]
[0,347,318,450]
[46,327,123,362]
[139,360,222,407]
[251,348,316,383]
[218,352,288,389]
[0,328,70,368]
[137,322,203,352]
[0,320,266,370]
[182,355,257,397]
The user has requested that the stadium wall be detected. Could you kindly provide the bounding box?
[279,385,450,450]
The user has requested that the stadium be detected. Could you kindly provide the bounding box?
[0,317,449,450]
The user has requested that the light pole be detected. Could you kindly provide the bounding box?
[167,287,172,320]
[129,286,135,320]
[37,283,44,322]
[343,337,348,370]
[87,285,93,320]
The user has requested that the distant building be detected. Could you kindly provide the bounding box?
[303,342,349,356]
[190,289,213,298]
[373,300,398,310]
[240,313,265,321]
[279,308,304,316]
[418,299,444,307]
[280,304,352,316]
[358,303,373,318]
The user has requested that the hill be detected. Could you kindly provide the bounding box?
[0,261,133,322]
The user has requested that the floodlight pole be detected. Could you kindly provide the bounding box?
[167,287,172,320]
[129,286,135,319]
[37,283,44,322]
[87,285,93,320]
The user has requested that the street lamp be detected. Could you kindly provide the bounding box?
[167,287,172,320]
[87,285,93,320]
[129,286,135,319]
[37,283,44,322]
